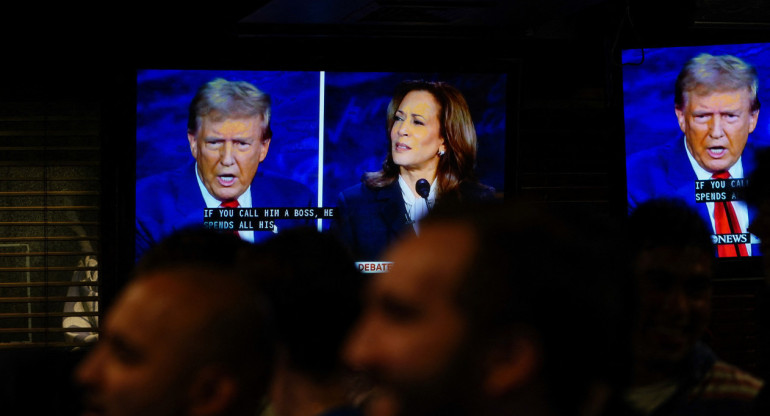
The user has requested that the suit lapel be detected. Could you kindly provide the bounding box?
[668,140,713,225]
[376,182,413,239]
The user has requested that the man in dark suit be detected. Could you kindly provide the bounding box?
[136,78,312,260]
[627,53,762,257]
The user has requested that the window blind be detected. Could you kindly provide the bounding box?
[0,101,100,349]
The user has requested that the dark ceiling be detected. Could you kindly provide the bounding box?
[8,1,770,64]
[3,0,770,99]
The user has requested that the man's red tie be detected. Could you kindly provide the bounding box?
[219,200,240,236]
[712,172,747,257]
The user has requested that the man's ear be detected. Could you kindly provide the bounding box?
[187,366,239,416]
[482,331,541,397]
[675,107,687,134]
[749,109,760,133]
[258,138,270,163]
[188,132,199,160]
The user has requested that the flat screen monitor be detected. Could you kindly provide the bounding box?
[622,42,770,266]
[135,69,508,269]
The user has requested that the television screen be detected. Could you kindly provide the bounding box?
[623,42,770,259]
[136,69,507,269]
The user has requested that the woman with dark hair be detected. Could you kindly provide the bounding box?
[335,80,496,261]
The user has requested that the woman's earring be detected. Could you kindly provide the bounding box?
[438,149,445,156]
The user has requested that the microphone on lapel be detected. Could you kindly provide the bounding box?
[405,178,431,226]
[416,178,431,213]
[416,178,430,199]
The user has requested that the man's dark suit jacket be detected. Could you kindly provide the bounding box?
[136,163,313,261]
[627,137,761,256]
[334,180,496,261]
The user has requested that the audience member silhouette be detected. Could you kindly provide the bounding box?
[623,198,764,415]
[345,199,633,416]
[76,228,273,416]
[250,227,366,416]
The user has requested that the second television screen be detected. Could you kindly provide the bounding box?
[623,42,770,259]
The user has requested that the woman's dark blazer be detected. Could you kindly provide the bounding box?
[334,180,496,261]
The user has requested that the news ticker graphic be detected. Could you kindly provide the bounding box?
[355,261,394,274]
[203,207,336,231]
[695,178,748,202]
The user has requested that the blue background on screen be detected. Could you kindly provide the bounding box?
[322,72,507,215]
[136,69,321,197]
[136,70,507,233]
[622,43,770,158]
